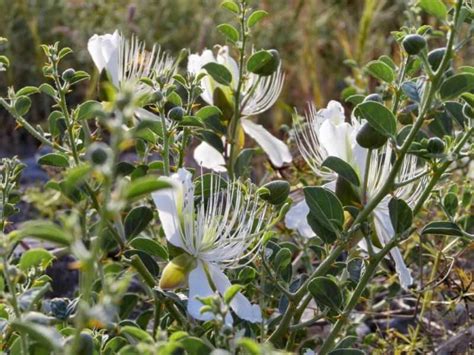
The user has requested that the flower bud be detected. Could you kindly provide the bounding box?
[364,93,383,103]
[62,68,76,82]
[87,142,112,166]
[168,106,185,121]
[159,253,196,290]
[428,48,446,71]
[356,122,388,149]
[427,137,445,154]
[402,34,426,55]
[258,180,290,205]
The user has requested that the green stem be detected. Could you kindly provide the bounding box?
[227,2,248,178]
[161,114,170,175]
[0,97,67,153]
[319,238,398,354]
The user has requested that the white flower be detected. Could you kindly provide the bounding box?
[152,169,267,324]
[88,30,174,89]
[188,46,291,169]
[289,101,427,289]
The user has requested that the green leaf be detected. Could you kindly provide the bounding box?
[247,10,268,28]
[234,148,255,178]
[16,86,39,96]
[354,101,397,138]
[14,96,31,116]
[58,47,73,59]
[419,0,447,20]
[11,221,72,246]
[258,180,290,205]
[322,156,360,186]
[365,60,395,83]
[120,325,154,343]
[37,153,69,168]
[421,221,463,237]
[124,206,154,239]
[123,176,171,201]
[439,73,474,100]
[388,198,413,233]
[129,237,168,260]
[246,50,280,76]
[443,193,458,217]
[223,284,243,304]
[76,100,102,120]
[202,62,233,86]
[308,276,343,312]
[69,70,90,85]
[10,320,63,351]
[39,83,57,97]
[19,248,55,271]
[274,247,292,271]
[217,23,239,42]
[220,0,239,13]
[303,187,344,232]
[179,336,212,355]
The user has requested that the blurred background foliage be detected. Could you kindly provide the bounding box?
[0,0,472,157]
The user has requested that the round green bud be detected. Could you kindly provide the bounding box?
[62,68,76,82]
[402,34,427,55]
[427,137,445,154]
[160,254,196,290]
[168,106,185,121]
[427,48,446,71]
[248,49,280,76]
[356,122,388,149]
[87,143,112,166]
[364,93,384,103]
[258,180,290,205]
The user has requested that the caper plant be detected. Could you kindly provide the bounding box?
[0,0,472,354]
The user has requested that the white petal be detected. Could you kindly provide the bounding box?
[151,169,194,252]
[320,100,346,125]
[319,117,354,163]
[151,178,184,250]
[373,203,413,289]
[187,262,215,322]
[87,34,107,73]
[241,117,292,167]
[208,263,261,323]
[103,31,121,87]
[193,141,227,172]
[216,46,239,90]
[285,200,314,238]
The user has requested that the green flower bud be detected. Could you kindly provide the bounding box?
[402,34,426,55]
[258,180,290,205]
[364,93,383,103]
[427,137,445,154]
[168,106,185,121]
[87,142,112,166]
[159,253,197,290]
[428,48,446,71]
[356,122,388,149]
[62,68,76,82]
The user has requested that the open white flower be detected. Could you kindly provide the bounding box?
[287,100,426,288]
[189,46,291,169]
[88,30,174,89]
[152,169,267,324]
